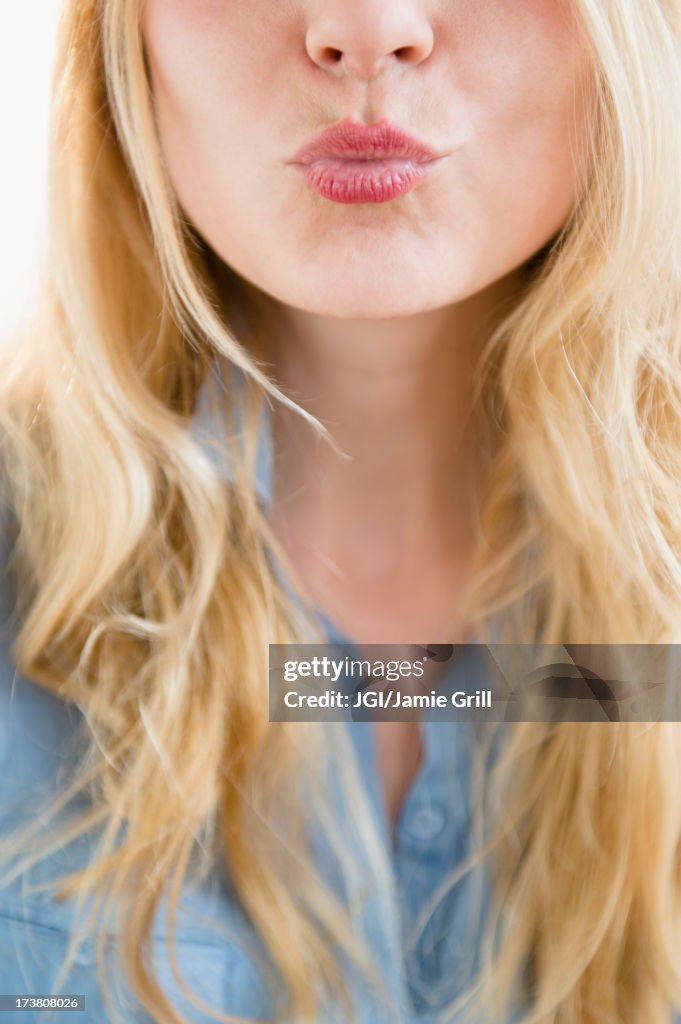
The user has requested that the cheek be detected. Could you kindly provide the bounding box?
[142,0,286,145]
[449,0,589,137]
[452,0,591,225]
[142,1,259,243]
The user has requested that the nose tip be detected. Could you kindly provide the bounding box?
[306,12,434,82]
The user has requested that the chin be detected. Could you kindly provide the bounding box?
[263,270,475,320]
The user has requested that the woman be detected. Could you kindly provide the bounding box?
[1,0,680,1021]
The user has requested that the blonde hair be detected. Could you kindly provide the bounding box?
[1,0,681,1022]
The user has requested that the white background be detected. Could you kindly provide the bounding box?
[0,3,63,338]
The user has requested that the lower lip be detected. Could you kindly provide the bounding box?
[297,158,434,204]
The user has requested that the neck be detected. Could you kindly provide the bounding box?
[238,272,521,640]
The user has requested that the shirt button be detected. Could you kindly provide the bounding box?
[74,942,95,966]
[406,805,447,842]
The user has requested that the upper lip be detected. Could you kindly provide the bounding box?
[291,117,442,165]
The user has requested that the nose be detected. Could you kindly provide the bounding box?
[305,1,434,82]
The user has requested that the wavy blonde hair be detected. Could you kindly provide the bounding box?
[1,0,681,1022]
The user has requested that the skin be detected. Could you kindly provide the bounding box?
[142,0,593,827]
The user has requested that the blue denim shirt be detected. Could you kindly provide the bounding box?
[0,365,524,1022]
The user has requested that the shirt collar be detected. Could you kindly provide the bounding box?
[190,358,274,509]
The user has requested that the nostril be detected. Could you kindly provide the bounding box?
[393,46,416,60]
[322,47,343,64]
